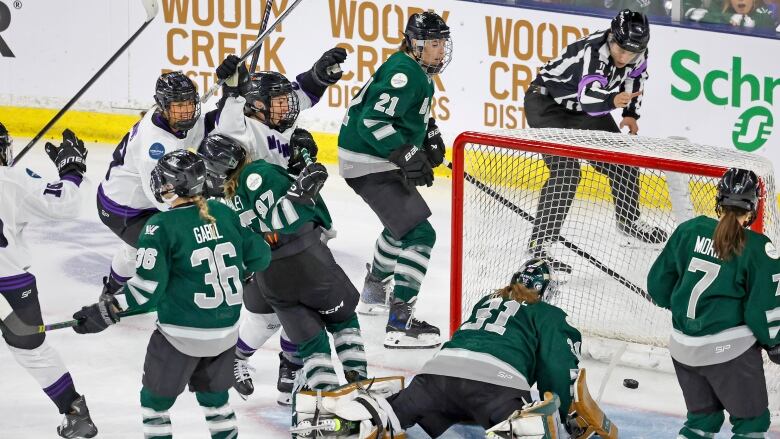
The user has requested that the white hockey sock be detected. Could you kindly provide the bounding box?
[201,403,237,439]
[8,342,77,411]
[141,407,172,439]
[236,311,281,357]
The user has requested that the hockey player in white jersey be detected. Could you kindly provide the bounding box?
[0,125,97,438]
[96,58,247,298]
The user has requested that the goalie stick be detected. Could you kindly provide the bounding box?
[445,157,652,303]
[13,0,160,166]
[201,0,306,103]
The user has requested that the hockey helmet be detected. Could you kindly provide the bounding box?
[0,122,12,166]
[511,258,554,301]
[198,134,247,197]
[610,9,650,53]
[244,71,300,132]
[154,71,201,132]
[716,167,761,226]
[404,11,452,74]
[150,149,207,204]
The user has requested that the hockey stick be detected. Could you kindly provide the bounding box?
[13,0,160,166]
[445,158,652,302]
[249,0,274,73]
[201,0,306,103]
[0,294,136,336]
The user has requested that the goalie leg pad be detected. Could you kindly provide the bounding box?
[567,369,618,439]
[486,392,562,439]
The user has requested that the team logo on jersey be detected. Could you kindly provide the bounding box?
[246,173,263,191]
[148,142,166,160]
[25,168,41,178]
[766,242,779,259]
[145,225,159,236]
[391,73,408,88]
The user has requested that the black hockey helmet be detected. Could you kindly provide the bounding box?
[0,121,12,166]
[716,168,761,225]
[610,9,649,53]
[511,258,554,301]
[154,71,201,132]
[198,134,247,197]
[244,71,300,132]
[404,11,452,74]
[150,149,207,204]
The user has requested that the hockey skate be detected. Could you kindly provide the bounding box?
[57,395,97,439]
[384,298,441,349]
[528,240,572,274]
[232,355,254,400]
[617,219,668,245]
[356,264,393,315]
[277,352,303,406]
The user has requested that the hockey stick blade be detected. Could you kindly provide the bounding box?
[202,0,306,103]
[13,0,160,166]
[445,159,652,302]
[249,0,273,73]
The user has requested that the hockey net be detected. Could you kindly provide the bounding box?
[449,128,780,417]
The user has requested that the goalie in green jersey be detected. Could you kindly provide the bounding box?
[648,168,780,439]
[73,150,271,439]
[198,133,368,393]
[336,11,452,349]
[290,260,619,439]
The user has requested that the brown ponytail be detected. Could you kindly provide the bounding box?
[193,196,216,224]
[491,283,541,305]
[223,157,249,200]
[714,206,749,261]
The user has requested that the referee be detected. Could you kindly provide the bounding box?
[524,9,665,273]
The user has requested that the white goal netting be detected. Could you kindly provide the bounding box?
[452,128,780,414]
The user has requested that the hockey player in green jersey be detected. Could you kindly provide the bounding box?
[73,150,271,439]
[198,134,368,392]
[337,11,451,349]
[648,167,780,439]
[291,259,619,439]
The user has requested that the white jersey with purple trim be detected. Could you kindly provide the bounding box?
[99,97,246,212]
[212,83,314,168]
[0,166,82,277]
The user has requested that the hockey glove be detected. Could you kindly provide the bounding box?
[287,163,328,205]
[288,128,319,175]
[312,47,348,86]
[388,144,434,187]
[766,344,780,365]
[44,129,88,179]
[216,54,250,97]
[422,117,445,168]
[72,296,121,334]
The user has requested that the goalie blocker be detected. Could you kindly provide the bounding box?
[291,370,616,439]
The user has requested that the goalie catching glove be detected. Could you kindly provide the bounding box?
[388,144,433,187]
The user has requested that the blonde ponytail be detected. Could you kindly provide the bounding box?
[223,158,249,200]
[714,206,748,261]
[193,196,216,224]
[491,283,541,305]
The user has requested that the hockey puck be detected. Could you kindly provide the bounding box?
[623,378,639,389]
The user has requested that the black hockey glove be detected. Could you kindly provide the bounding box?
[388,144,434,187]
[312,47,348,86]
[422,117,445,168]
[72,296,121,334]
[216,55,250,97]
[287,163,328,205]
[766,344,780,365]
[288,128,319,175]
[44,129,88,178]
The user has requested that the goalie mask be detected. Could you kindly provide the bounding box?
[154,71,201,132]
[404,11,452,75]
[0,122,13,166]
[244,71,300,132]
[716,167,761,226]
[511,258,554,301]
[198,134,247,198]
[150,149,207,204]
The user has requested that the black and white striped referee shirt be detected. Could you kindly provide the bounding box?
[535,30,647,118]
